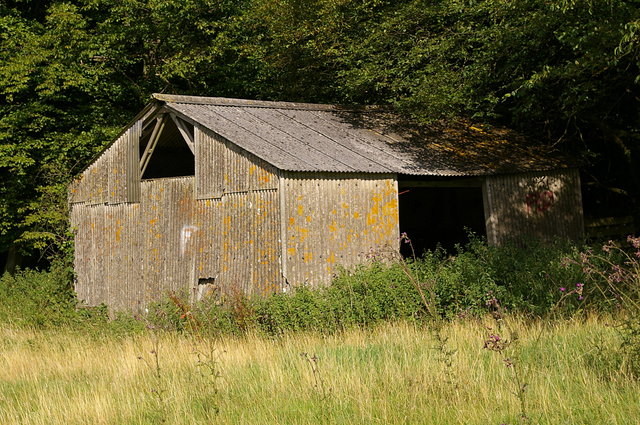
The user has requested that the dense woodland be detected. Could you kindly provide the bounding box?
[1,0,639,268]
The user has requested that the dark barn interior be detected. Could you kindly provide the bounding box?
[140,117,195,179]
[398,177,487,256]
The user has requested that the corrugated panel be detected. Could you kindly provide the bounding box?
[484,169,584,244]
[195,126,278,200]
[126,122,142,202]
[195,190,282,296]
[163,96,573,177]
[71,175,283,309]
[69,126,140,205]
[281,172,399,287]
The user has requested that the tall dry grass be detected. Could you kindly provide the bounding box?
[0,315,638,424]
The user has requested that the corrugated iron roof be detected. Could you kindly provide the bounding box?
[154,93,572,176]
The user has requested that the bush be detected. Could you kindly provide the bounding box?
[0,264,79,327]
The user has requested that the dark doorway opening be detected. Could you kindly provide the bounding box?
[140,116,195,179]
[398,182,487,256]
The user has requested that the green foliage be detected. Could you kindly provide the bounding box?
[0,264,78,327]
[255,262,426,334]
[137,239,593,336]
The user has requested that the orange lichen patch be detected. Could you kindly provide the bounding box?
[366,213,377,226]
[289,217,295,225]
[353,212,360,219]
[259,174,271,183]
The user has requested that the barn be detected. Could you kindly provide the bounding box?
[69,94,584,311]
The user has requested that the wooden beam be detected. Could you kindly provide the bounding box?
[141,106,164,131]
[169,113,195,154]
[140,114,167,176]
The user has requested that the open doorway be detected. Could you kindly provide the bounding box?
[398,178,487,256]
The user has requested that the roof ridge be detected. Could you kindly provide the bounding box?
[152,93,387,112]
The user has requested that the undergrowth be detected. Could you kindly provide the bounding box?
[0,236,634,340]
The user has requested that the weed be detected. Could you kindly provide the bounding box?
[484,297,530,424]
[137,325,168,424]
[571,236,640,378]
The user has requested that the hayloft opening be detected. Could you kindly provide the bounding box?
[398,178,487,256]
[140,114,195,179]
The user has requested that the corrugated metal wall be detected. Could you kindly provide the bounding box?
[281,172,399,287]
[483,168,584,244]
[72,176,283,309]
[69,123,141,205]
[195,126,278,199]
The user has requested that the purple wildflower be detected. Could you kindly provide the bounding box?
[559,287,566,292]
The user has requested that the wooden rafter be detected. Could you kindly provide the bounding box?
[169,113,195,154]
[140,114,167,176]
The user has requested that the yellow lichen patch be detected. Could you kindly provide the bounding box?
[306,216,311,223]
[287,246,297,256]
[353,212,360,219]
[297,204,304,216]
[342,202,349,209]
[303,251,313,263]
[297,227,309,243]
[115,220,122,242]
[327,252,336,264]
[249,165,256,175]
[366,213,377,226]
[223,215,231,225]
[328,221,337,232]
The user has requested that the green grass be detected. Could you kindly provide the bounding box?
[1,315,638,424]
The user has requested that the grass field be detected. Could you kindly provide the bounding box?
[1,315,638,425]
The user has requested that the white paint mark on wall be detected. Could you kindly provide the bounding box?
[180,225,199,256]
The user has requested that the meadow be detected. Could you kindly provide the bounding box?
[1,316,638,425]
[2,237,639,424]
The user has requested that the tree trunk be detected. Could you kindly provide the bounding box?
[2,245,22,275]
